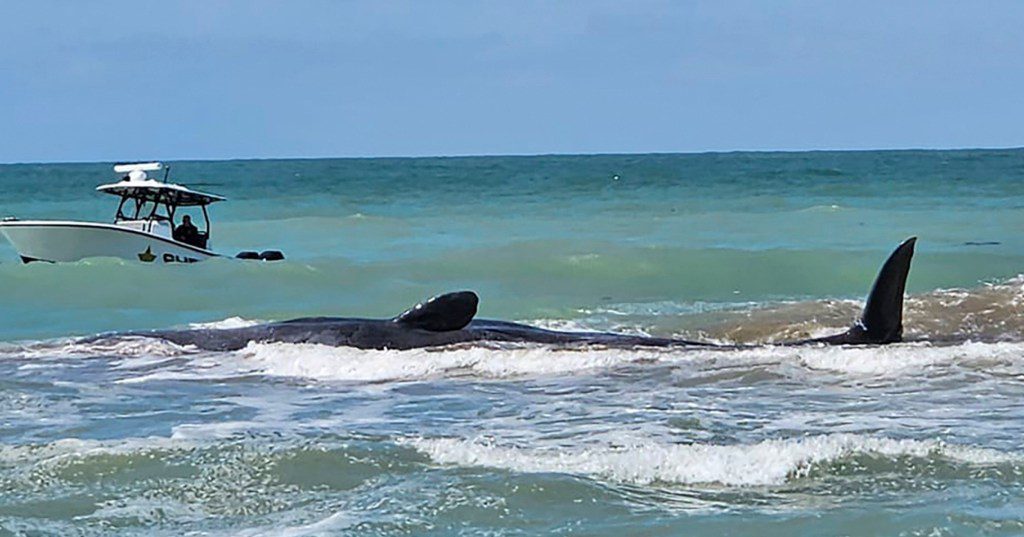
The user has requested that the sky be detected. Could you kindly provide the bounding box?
[1,0,1023,162]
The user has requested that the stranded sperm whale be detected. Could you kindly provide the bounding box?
[126,238,916,351]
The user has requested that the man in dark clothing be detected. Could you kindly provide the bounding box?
[174,215,200,246]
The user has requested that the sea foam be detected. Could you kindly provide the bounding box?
[226,340,1024,384]
[405,433,1019,487]
[233,341,650,383]
[187,316,266,330]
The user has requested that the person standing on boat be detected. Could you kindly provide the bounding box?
[174,215,200,246]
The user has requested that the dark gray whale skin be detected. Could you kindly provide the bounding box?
[144,316,713,352]
[127,238,917,352]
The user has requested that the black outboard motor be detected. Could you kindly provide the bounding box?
[235,250,285,261]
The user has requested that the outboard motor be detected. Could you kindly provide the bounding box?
[235,250,285,261]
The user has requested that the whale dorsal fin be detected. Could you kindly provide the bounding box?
[392,291,479,332]
[818,237,916,345]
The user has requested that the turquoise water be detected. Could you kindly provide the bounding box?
[1,150,1024,534]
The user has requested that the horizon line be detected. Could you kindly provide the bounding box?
[3,144,1024,166]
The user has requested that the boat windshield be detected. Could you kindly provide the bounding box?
[170,208,211,249]
[113,193,214,250]
[116,198,171,222]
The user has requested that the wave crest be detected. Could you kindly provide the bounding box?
[405,433,1019,487]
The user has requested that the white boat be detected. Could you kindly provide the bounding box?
[0,162,274,264]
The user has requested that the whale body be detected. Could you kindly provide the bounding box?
[129,238,917,351]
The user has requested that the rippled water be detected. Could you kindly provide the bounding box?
[1,151,1024,535]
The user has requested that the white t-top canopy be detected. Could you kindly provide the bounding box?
[97,179,226,206]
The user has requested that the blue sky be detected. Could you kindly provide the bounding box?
[1,1,1022,162]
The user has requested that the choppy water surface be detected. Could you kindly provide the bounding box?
[1,150,1024,535]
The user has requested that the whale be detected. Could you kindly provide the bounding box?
[119,237,918,352]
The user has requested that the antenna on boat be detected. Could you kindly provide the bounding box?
[163,165,171,182]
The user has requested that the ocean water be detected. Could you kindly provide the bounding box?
[0,150,1023,534]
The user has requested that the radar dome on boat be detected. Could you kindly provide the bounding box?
[113,162,162,173]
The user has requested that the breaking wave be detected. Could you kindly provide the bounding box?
[232,339,1024,382]
[405,433,1021,487]
[200,341,656,384]
[8,335,1022,385]
[0,336,197,361]
[94,339,1024,385]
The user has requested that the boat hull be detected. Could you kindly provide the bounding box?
[0,221,218,264]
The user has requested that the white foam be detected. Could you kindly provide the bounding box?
[793,341,1024,375]
[115,352,245,384]
[524,319,600,333]
[187,340,1024,384]
[526,319,656,338]
[405,433,1018,487]
[233,341,672,383]
[9,336,197,360]
[233,511,359,537]
[0,436,189,467]
[187,316,265,330]
[236,342,478,382]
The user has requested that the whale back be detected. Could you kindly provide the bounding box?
[392,291,479,332]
